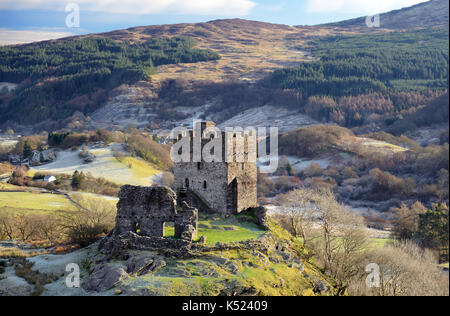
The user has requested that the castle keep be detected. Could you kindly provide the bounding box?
[173,121,258,216]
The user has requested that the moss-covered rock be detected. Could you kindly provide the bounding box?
[82,218,340,296]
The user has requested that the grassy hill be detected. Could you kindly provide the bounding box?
[325,0,449,30]
[2,219,341,296]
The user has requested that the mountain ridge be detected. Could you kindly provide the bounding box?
[324,0,449,30]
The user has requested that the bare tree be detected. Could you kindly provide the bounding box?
[392,202,427,240]
[350,241,449,296]
[12,215,41,241]
[59,194,116,246]
[0,212,15,240]
[278,189,318,248]
[277,187,369,294]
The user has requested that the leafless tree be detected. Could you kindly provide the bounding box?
[278,189,319,248]
[59,194,116,245]
[349,241,449,296]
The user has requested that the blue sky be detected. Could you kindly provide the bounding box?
[0,0,428,45]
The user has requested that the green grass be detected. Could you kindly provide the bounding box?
[0,192,73,211]
[368,238,394,248]
[35,146,161,186]
[164,217,266,244]
[0,182,20,191]
[113,156,160,182]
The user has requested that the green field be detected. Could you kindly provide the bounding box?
[0,191,73,211]
[165,217,266,244]
[368,238,394,248]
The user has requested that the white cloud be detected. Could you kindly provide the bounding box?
[0,28,74,46]
[306,0,428,15]
[0,0,258,16]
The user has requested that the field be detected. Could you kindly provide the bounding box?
[0,191,73,212]
[0,182,20,191]
[34,144,161,186]
[165,217,266,245]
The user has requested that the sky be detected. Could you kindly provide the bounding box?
[0,0,429,45]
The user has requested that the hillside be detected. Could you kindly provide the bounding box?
[0,1,448,132]
[0,218,340,296]
[326,0,449,30]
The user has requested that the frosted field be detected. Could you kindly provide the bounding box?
[34,144,161,186]
[358,137,408,153]
[0,138,18,147]
[218,105,319,133]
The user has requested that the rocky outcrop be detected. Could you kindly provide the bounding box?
[126,256,166,276]
[84,264,128,292]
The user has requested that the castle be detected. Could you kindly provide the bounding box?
[102,121,264,254]
[173,121,258,216]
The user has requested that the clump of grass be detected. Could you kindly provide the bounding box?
[0,246,47,258]
[13,258,58,296]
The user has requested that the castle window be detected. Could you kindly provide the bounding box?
[241,163,245,170]
[203,181,207,189]
[197,162,202,170]
[185,178,190,188]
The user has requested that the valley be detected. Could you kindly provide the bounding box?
[0,0,448,297]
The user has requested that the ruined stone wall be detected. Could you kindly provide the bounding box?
[227,162,258,213]
[115,185,198,242]
[115,186,178,237]
[175,202,198,241]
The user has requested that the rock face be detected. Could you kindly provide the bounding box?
[84,264,129,292]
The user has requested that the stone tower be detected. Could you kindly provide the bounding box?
[173,121,258,216]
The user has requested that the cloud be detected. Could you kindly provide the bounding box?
[0,28,74,46]
[0,0,258,16]
[306,0,428,15]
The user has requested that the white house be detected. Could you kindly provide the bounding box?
[44,175,57,183]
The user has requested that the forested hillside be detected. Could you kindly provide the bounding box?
[270,29,449,127]
[0,37,220,124]
[272,29,449,97]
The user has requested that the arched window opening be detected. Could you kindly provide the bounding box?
[203,181,207,189]
[185,178,189,188]
[134,222,140,234]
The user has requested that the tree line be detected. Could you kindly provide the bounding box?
[272,29,448,98]
[0,36,220,124]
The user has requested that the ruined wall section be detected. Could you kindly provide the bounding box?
[115,185,178,237]
[227,162,258,213]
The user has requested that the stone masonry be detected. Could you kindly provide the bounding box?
[173,121,258,216]
[114,185,198,242]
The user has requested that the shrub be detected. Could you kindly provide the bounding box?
[125,133,172,170]
[60,194,116,246]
